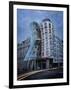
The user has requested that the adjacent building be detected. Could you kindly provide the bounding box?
[53,36,63,66]
[17,38,30,74]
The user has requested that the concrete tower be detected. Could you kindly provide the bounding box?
[40,18,54,59]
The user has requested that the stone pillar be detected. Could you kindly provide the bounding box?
[46,60,49,69]
[30,60,33,71]
[27,60,29,70]
[34,60,36,70]
[41,61,42,69]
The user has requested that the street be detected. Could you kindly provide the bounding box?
[18,68,63,80]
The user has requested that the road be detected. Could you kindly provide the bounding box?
[18,68,63,80]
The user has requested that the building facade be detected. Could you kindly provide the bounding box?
[17,18,63,74]
[53,36,63,65]
[40,19,54,59]
[17,38,30,74]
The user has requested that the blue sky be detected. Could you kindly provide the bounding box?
[17,9,63,43]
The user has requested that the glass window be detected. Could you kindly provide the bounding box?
[49,29,51,33]
[49,23,51,28]
[44,22,47,28]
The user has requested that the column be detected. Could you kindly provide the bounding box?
[46,59,49,69]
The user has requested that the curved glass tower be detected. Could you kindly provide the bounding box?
[24,22,41,61]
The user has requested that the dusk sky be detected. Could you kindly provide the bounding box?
[17,9,63,43]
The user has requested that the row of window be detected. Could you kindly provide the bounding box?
[41,28,52,34]
[41,23,52,28]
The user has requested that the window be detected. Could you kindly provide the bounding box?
[49,29,51,33]
[44,22,47,28]
[49,23,51,28]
